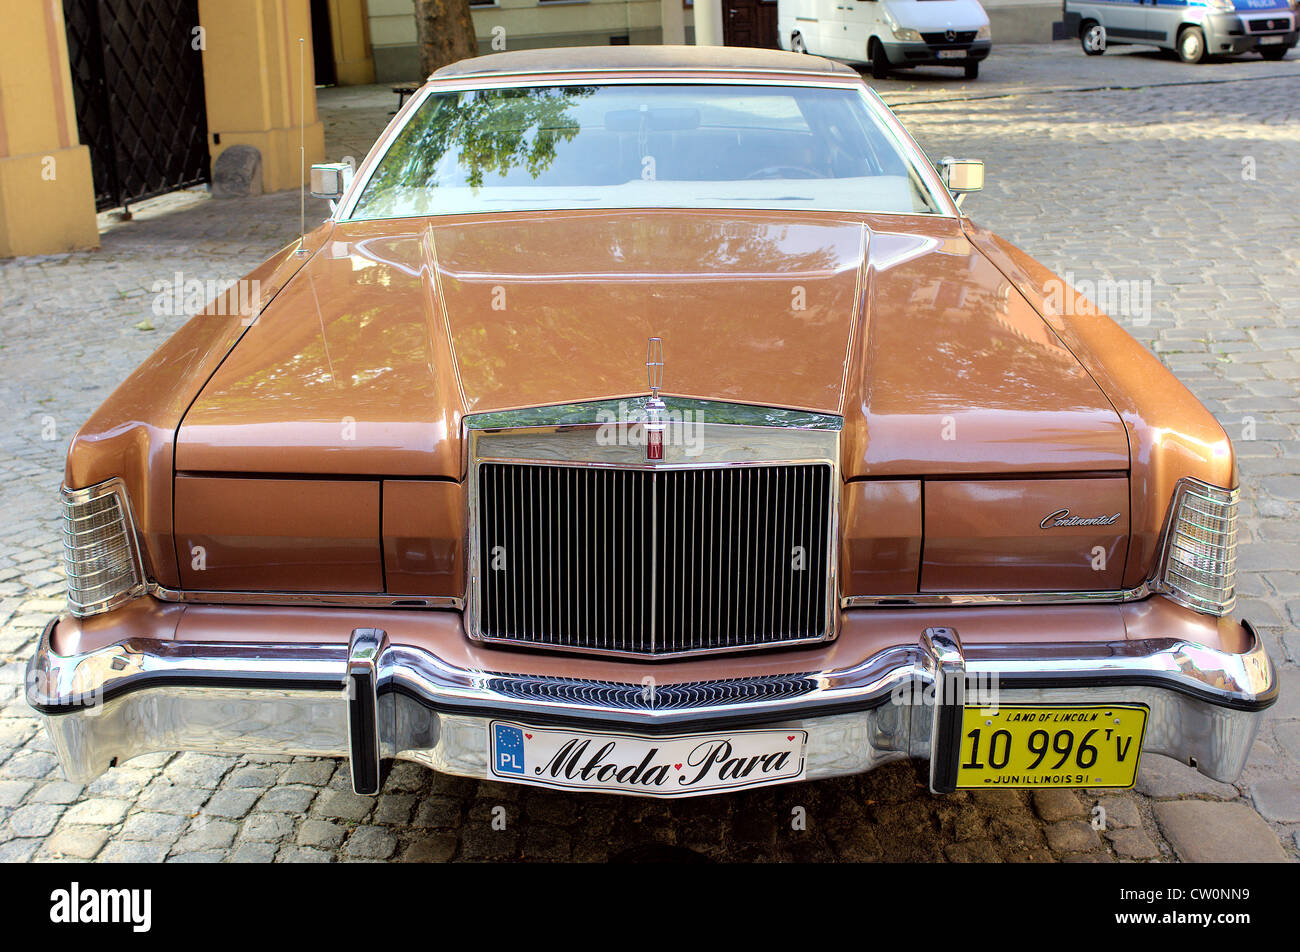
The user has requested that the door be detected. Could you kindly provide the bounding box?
[1145,0,1187,45]
[838,0,881,61]
[62,0,211,212]
[725,0,781,47]
[1096,0,1157,43]
[311,0,337,86]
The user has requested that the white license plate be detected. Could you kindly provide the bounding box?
[938,49,967,59]
[489,721,808,796]
[1260,35,1285,44]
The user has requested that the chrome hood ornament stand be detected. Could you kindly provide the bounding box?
[646,337,665,461]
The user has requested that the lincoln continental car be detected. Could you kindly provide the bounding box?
[28,47,1276,799]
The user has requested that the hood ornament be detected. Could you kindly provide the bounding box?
[645,337,665,461]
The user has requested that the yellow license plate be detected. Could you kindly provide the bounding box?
[955,704,1148,789]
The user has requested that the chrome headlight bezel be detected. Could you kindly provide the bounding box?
[61,478,147,618]
[1155,478,1238,617]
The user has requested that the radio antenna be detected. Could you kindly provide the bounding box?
[296,37,307,256]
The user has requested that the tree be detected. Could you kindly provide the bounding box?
[413,0,479,79]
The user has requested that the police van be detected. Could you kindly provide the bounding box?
[777,0,992,79]
[1064,0,1297,62]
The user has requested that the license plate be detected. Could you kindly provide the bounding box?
[938,49,967,59]
[489,721,807,796]
[1260,35,1285,44]
[955,704,1147,789]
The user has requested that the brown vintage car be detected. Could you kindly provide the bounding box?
[28,46,1276,799]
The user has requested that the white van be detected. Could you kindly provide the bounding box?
[777,0,993,78]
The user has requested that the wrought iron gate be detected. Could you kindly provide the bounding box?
[63,0,211,212]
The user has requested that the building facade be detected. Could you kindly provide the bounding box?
[366,0,694,82]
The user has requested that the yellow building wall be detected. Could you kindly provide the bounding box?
[199,0,325,193]
[0,0,99,257]
[328,0,376,85]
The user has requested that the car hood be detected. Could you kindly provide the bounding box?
[175,210,1128,479]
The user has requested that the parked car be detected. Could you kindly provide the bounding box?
[29,46,1276,800]
[1067,0,1297,62]
[778,0,992,78]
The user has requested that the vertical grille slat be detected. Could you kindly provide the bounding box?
[478,462,832,656]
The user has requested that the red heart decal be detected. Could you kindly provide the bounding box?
[524,733,532,739]
[787,736,795,741]
[675,763,683,770]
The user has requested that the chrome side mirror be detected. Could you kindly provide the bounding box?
[939,157,984,209]
[310,162,353,202]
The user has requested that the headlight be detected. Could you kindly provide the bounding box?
[1206,0,1234,11]
[1157,479,1238,616]
[976,24,991,39]
[893,26,923,41]
[61,479,145,617]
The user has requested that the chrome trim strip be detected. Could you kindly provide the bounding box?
[464,397,844,432]
[432,63,860,81]
[148,584,463,610]
[844,582,1154,609]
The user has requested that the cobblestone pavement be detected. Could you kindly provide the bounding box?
[0,46,1297,863]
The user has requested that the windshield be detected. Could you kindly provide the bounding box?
[349,83,943,220]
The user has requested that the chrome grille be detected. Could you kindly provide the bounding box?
[477,462,833,656]
[922,30,977,44]
[484,673,821,710]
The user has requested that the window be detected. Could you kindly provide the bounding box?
[350,83,942,220]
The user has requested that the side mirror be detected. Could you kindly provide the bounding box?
[938,157,984,208]
[310,162,353,201]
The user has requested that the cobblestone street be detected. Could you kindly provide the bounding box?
[0,45,1297,862]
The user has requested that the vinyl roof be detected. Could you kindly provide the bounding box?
[430,45,859,80]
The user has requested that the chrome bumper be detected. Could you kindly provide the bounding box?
[26,616,1277,797]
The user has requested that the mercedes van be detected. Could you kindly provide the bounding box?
[778,0,993,78]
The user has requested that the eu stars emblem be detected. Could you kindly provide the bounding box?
[494,724,525,775]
